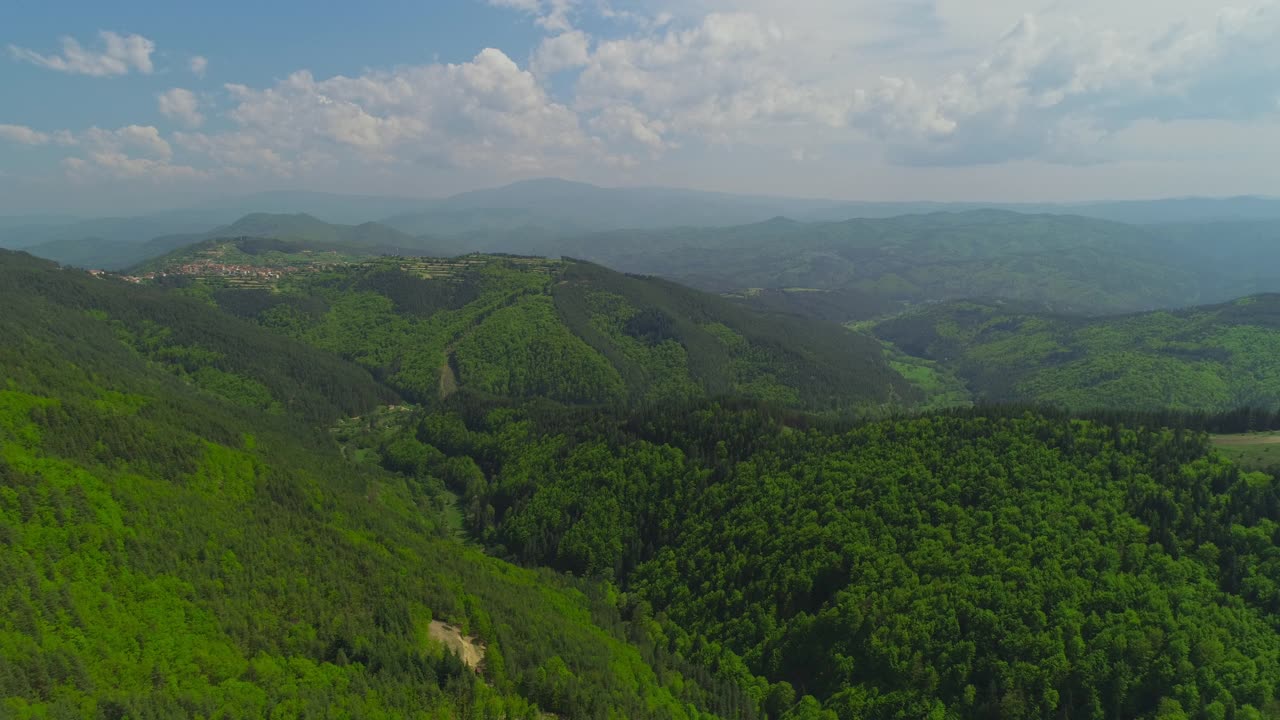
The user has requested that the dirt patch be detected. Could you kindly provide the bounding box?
[1213,433,1280,446]
[428,620,486,670]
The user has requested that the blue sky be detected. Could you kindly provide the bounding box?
[3,0,1280,212]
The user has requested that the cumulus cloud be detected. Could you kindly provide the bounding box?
[0,124,77,146]
[562,1,1280,166]
[179,48,595,176]
[68,152,204,180]
[24,124,204,181]
[576,13,847,143]
[82,125,173,160]
[157,88,205,128]
[589,105,670,152]
[849,2,1280,165]
[0,124,51,145]
[8,31,155,76]
[532,30,590,74]
[190,55,208,77]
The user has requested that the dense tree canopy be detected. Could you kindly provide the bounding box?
[875,295,1280,411]
[350,395,1280,719]
[0,251,745,719]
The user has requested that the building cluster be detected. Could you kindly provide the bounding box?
[116,260,307,284]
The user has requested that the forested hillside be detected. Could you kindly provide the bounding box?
[339,394,1280,719]
[874,294,1280,411]
[0,250,748,719]
[198,255,915,411]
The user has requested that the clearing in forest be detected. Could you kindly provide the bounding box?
[428,620,486,670]
[1212,432,1280,470]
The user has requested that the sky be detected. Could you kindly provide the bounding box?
[2,0,1280,212]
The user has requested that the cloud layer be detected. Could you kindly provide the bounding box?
[175,48,594,178]
[3,2,1280,200]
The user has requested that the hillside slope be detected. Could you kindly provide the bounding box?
[874,294,1280,410]
[351,395,1280,720]
[199,255,917,411]
[0,250,747,719]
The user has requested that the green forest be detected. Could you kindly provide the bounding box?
[0,251,746,719]
[11,232,1280,720]
[323,388,1280,719]
[873,295,1280,411]
[197,253,914,411]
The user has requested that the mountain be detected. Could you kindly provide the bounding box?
[191,190,433,225]
[380,206,585,249]
[380,178,838,239]
[1153,219,1280,300]
[0,213,80,230]
[800,195,1280,225]
[207,212,425,249]
[32,213,442,271]
[208,188,1280,227]
[197,254,916,412]
[556,211,1206,317]
[874,294,1280,411]
[439,178,837,227]
[0,209,244,253]
[0,249,750,718]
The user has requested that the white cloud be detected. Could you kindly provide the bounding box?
[180,48,596,176]
[157,88,205,128]
[190,55,208,77]
[488,0,578,32]
[82,125,173,161]
[0,124,77,146]
[0,124,51,145]
[560,1,1280,167]
[532,30,591,74]
[848,2,1280,165]
[576,13,847,143]
[8,31,155,77]
[74,152,205,180]
[589,105,670,152]
[34,125,205,182]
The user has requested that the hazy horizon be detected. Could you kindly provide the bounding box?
[6,177,1280,220]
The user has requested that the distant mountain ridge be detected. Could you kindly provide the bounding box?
[11,180,1280,317]
[558,210,1209,316]
[33,213,443,271]
[800,195,1280,224]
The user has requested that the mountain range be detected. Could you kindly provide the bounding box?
[8,179,1280,274]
